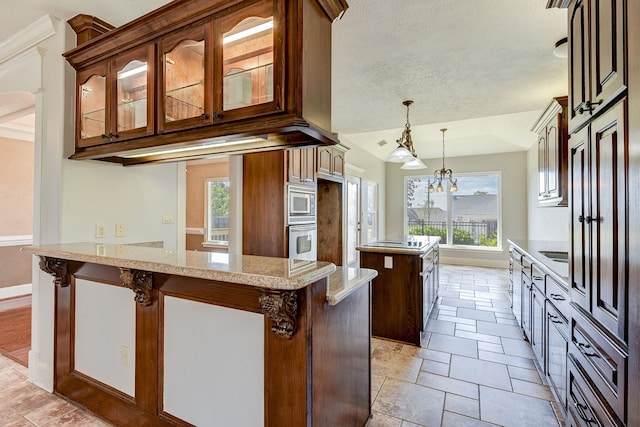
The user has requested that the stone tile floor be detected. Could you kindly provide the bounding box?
[368,264,564,427]
[0,264,563,426]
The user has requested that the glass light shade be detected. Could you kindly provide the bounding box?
[451,182,458,192]
[436,183,444,192]
[400,157,427,170]
[428,184,435,193]
[386,145,415,163]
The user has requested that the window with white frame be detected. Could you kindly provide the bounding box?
[405,172,501,248]
[366,182,378,242]
[206,178,230,245]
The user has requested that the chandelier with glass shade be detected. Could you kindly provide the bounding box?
[385,100,427,170]
[429,128,458,192]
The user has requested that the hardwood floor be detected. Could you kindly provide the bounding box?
[0,295,31,367]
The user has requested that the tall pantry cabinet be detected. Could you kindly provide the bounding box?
[562,0,640,425]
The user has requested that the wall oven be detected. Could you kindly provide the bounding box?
[289,224,317,261]
[287,184,316,224]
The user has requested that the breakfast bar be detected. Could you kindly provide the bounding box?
[22,243,377,427]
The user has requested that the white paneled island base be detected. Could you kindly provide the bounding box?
[22,243,377,427]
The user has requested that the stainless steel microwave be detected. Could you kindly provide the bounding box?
[287,184,316,224]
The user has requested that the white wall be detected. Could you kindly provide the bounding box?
[526,144,570,242]
[385,151,528,268]
[0,16,180,391]
[342,139,386,241]
[62,160,179,248]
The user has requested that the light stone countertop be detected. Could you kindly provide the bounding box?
[357,236,440,255]
[22,242,336,291]
[507,239,568,282]
[326,266,378,306]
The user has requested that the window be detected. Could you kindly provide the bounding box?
[366,182,378,242]
[206,178,230,245]
[405,172,501,248]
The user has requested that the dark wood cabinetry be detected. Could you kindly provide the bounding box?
[564,0,634,424]
[288,147,316,185]
[359,243,439,346]
[568,0,626,133]
[532,96,569,206]
[64,0,347,165]
[317,145,346,180]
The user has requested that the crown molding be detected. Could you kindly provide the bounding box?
[0,15,57,65]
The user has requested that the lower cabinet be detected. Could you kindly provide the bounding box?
[521,274,532,341]
[546,301,568,413]
[531,284,546,370]
[567,354,621,427]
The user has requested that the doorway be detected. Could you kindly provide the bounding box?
[346,175,361,267]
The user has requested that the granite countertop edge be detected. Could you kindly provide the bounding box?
[356,237,440,255]
[507,239,569,283]
[326,267,378,306]
[22,243,336,291]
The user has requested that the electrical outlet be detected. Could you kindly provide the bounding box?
[95,224,107,238]
[115,223,126,237]
[162,213,174,224]
[120,345,129,367]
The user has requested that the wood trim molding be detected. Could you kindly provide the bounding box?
[67,14,115,45]
[315,0,349,21]
[119,268,153,305]
[38,256,68,287]
[259,290,298,338]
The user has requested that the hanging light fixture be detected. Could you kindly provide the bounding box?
[386,100,427,169]
[428,128,458,193]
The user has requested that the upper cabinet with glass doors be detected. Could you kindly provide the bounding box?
[76,45,154,148]
[65,0,348,164]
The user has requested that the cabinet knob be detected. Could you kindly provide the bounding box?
[200,113,209,120]
[578,215,593,223]
[213,112,223,119]
[101,134,108,139]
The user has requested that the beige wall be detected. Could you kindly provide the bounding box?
[385,151,528,268]
[0,136,34,236]
[185,159,229,250]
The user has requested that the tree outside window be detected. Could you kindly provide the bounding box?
[207,178,230,244]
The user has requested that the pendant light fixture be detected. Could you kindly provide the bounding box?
[386,100,427,169]
[428,128,458,192]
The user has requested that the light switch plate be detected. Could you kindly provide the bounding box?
[384,256,393,269]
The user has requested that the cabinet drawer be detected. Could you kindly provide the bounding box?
[531,264,545,292]
[567,354,622,427]
[570,306,627,422]
[546,275,569,319]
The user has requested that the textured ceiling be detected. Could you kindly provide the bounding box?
[0,0,568,158]
[332,0,568,159]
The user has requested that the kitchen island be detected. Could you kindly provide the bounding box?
[22,243,377,427]
[357,237,440,345]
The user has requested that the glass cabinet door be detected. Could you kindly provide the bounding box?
[159,24,213,132]
[113,45,154,140]
[77,64,107,148]
[220,0,282,119]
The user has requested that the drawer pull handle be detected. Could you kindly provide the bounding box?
[578,342,600,358]
[532,275,543,281]
[550,293,566,301]
[575,402,597,424]
[547,313,564,324]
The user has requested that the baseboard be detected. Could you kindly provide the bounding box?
[29,350,54,392]
[0,283,32,299]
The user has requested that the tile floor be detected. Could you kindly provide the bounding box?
[368,264,564,427]
[0,265,563,426]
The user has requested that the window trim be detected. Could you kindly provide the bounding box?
[404,171,502,251]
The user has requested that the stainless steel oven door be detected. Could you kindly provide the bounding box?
[288,224,317,261]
